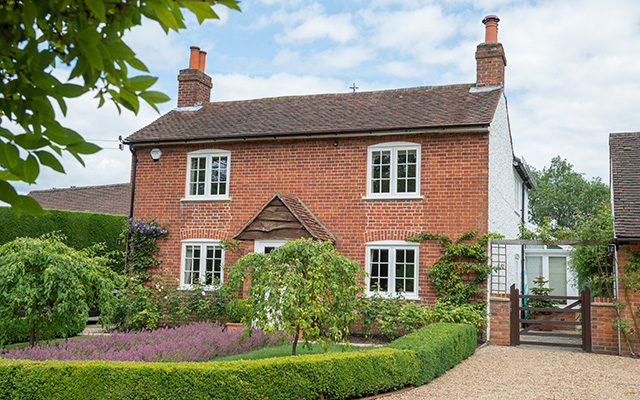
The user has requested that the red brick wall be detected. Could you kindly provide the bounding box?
[489,295,510,345]
[591,298,619,355]
[132,132,490,303]
[615,242,640,355]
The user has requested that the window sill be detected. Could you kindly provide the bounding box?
[179,285,223,291]
[180,197,232,202]
[364,291,420,301]
[362,195,423,201]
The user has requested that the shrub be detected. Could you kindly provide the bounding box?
[226,299,250,323]
[355,296,486,338]
[0,323,474,399]
[109,278,229,331]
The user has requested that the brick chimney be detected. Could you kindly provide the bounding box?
[475,15,507,88]
[177,46,212,108]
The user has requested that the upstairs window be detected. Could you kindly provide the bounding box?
[366,143,420,199]
[185,150,230,200]
[181,239,224,288]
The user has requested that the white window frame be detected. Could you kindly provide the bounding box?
[365,240,420,300]
[524,246,577,298]
[180,239,225,289]
[183,149,231,201]
[254,240,287,254]
[365,142,421,200]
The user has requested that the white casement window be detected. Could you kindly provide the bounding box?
[184,150,230,200]
[365,241,419,299]
[366,142,421,199]
[180,239,224,289]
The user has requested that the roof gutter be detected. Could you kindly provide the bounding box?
[122,124,490,146]
[513,155,536,189]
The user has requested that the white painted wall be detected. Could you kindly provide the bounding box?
[487,92,526,292]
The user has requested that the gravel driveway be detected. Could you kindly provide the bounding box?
[385,345,640,400]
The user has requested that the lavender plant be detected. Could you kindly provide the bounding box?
[1,322,289,362]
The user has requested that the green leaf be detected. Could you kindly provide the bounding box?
[126,57,149,73]
[67,142,101,155]
[127,76,157,91]
[17,195,45,216]
[0,180,20,205]
[140,91,170,105]
[84,0,106,21]
[14,134,49,150]
[24,154,39,183]
[57,83,86,98]
[35,150,65,173]
[1,142,21,168]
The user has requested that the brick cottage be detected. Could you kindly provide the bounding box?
[124,16,532,304]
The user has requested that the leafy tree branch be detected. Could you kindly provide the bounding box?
[0,0,240,215]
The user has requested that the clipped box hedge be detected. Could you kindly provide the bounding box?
[0,323,476,400]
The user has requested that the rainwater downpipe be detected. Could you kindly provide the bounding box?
[128,145,138,219]
[125,145,138,270]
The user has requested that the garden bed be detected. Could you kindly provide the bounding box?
[0,323,476,400]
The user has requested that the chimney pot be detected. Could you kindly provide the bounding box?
[189,46,200,69]
[476,15,506,88]
[482,15,500,42]
[199,50,207,72]
[178,46,212,108]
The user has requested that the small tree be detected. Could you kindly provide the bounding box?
[0,233,122,346]
[226,239,365,356]
[569,202,615,297]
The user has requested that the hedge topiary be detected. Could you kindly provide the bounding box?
[0,207,125,250]
[0,323,476,399]
[0,207,126,272]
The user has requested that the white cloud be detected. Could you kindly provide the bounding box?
[210,73,348,101]
[276,13,358,44]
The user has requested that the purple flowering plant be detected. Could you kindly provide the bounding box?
[123,218,169,281]
[1,322,290,362]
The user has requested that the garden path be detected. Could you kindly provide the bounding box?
[380,345,640,399]
[78,317,111,336]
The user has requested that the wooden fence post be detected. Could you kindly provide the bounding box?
[510,284,519,346]
[582,286,592,353]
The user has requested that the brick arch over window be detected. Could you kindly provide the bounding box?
[179,227,230,241]
[363,230,420,243]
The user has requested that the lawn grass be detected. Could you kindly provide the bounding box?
[211,342,374,362]
[2,336,79,351]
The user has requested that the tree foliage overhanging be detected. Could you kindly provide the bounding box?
[0,0,240,216]
[528,156,609,231]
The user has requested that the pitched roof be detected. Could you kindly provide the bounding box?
[126,84,502,143]
[610,132,640,239]
[234,193,335,242]
[27,183,131,216]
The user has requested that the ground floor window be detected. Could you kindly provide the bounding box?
[365,241,419,299]
[180,239,224,288]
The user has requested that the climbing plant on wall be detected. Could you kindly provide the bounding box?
[406,230,502,305]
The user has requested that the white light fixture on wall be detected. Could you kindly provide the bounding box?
[150,148,162,161]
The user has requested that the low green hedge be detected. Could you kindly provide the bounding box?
[389,322,477,385]
[0,323,476,400]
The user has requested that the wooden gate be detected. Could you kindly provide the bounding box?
[509,284,592,352]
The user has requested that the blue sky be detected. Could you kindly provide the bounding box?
[12,0,640,194]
